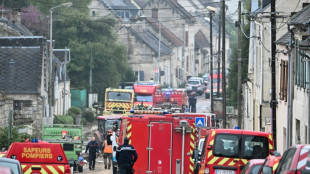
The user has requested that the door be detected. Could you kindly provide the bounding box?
[148,122,172,174]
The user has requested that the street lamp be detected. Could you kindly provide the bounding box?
[49,2,72,119]
[206,6,215,113]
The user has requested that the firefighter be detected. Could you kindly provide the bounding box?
[85,136,99,170]
[188,92,197,113]
[104,129,113,169]
[116,137,138,174]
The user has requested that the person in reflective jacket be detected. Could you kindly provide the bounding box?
[116,137,138,174]
[85,136,99,170]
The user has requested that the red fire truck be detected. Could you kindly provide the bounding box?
[153,88,188,112]
[133,82,159,110]
[118,111,211,174]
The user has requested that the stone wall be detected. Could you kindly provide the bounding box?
[0,92,13,126]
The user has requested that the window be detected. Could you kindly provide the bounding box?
[276,148,296,173]
[249,164,262,174]
[294,41,309,89]
[214,134,240,158]
[185,31,188,47]
[107,92,132,101]
[242,135,269,159]
[63,144,74,151]
[280,60,288,101]
[136,95,153,102]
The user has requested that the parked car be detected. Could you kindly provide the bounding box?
[275,144,310,174]
[258,152,281,174]
[0,158,22,174]
[0,166,13,174]
[242,159,265,174]
[186,77,205,95]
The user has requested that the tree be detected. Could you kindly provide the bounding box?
[227,1,250,106]
[0,127,31,149]
[53,115,74,124]
[21,5,48,35]
[53,13,135,100]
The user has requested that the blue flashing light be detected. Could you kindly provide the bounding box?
[32,138,38,143]
[235,126,239,129]
[165,91,171,95]
[130,110,135,113]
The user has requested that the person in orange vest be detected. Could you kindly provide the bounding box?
[104,129,113,169]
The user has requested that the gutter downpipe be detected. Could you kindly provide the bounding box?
[181,126,185,174]
[286,42,291,150]
[254,20,264,131]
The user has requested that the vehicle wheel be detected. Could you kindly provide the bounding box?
[73,164,77,171]
[78,165,83,172]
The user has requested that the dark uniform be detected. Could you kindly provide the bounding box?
[189,94,197,113]
[85,140,99,170]
[116,138,138,174]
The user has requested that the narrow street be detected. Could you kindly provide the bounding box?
[81,95,210,174]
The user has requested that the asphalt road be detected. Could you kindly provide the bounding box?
[81,95,210,174]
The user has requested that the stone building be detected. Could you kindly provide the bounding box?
[0,37,48,134]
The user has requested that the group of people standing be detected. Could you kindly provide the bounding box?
[85,130,138,174]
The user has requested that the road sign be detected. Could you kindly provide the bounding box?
[195,117,205,127]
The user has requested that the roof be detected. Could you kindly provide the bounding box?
[133,0,149,8]
[0,37,44,94]
[0,17,32,36]
[101,0,139,20]
[275,32,291,45]
[146,18,183,46]
[289,4,310,25]
[126,27,172,55]
[168,0,194,21]
[195,30,210,49]
[299,36,310,50]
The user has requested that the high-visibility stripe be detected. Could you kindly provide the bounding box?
[208,157,219,164]
[211,130,216,137]
[208,150,213,158]
[273,163,279,171]
[269,143,273,150]
[190,142,195,149]
[190,134,195,141]
[190,157,194,164]
[127,132,132,138]
[210,139,214,145]
[190,164,194,171]
[241,159,248,165]
[47,166,58,173]
[190,149,193,155]
[228,160,236,166]
[218,158,230,165]
[57,166,65,172]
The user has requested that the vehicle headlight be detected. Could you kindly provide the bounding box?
[149,105,152,108]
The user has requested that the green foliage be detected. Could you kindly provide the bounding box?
[198,73,204,78]
[227,2,251,107]
[54,115,74,124]
[68,106,81,117]
[82,110,95,122]
[81,117,87,125]
[1,0,29,9]
[0,127,31,149]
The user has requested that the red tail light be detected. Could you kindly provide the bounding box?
[65,166,71,174]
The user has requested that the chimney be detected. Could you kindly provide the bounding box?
[303,3,310,8]
[152,7,158,20]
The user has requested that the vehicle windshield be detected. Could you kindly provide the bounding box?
[107,92,132,101]
[188,81,199,85]
[198,139,205,154]
[213,134,269,159]
[105,120,121,131]
[136,95,153,102]
[0,162,18,174]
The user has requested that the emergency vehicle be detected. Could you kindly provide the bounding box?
[133,82,159,110]
[117,111,211,174]
[42,124,83,172]
[94,115,122,150]
[199,129,274,174]
[6,142,71,174]
[153,88,188,112]
[104,88,134,114]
